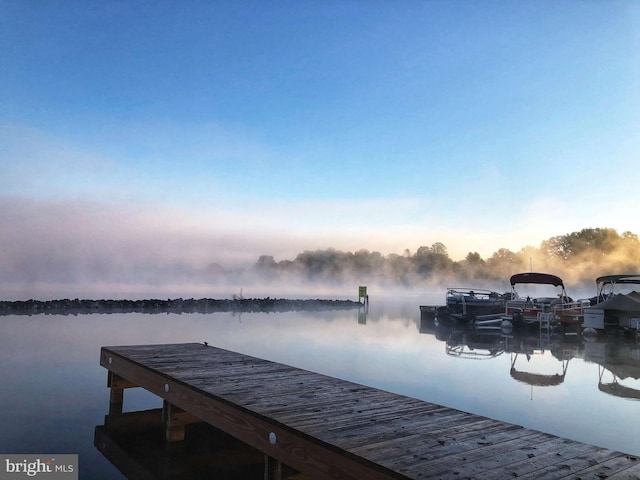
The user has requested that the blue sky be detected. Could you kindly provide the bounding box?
[1,1,639,292]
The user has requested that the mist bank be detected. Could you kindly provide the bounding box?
[2,227,637,302]
[256,228,640,286]
[248,228,640,296]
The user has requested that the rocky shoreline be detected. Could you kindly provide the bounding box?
[0,297,364,316]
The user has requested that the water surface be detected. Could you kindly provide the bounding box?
[1,297,639,478]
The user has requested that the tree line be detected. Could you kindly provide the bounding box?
[250,228,640,288]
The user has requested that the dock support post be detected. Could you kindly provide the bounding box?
[106,371,126,415]
[162,400,186,442]
[106,371,137,415]
[264,455,282,480]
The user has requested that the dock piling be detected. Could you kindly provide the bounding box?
[106,371,135,415]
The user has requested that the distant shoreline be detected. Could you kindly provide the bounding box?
[0,297,364,316]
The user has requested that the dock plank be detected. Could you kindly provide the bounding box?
[100,343,640,480]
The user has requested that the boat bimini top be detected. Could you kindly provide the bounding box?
[595,274,640,301]
[510,273,564,287]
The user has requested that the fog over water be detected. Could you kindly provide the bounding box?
[2,194,639,305]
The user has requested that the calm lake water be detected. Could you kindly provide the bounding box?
[2,294,640,478]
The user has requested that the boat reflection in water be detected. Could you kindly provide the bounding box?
[418,308,637,393]
[510,352,569,388]
[583,336,640,401]
[443,328,506,360]
[444,324,574,389]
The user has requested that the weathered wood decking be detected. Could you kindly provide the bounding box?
[100,343,640,480]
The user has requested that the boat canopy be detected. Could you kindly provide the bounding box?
[510,272,564,287]
[596,274,640,287]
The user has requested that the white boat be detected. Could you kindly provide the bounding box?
[583,274,640,331]
[503,273,590,330]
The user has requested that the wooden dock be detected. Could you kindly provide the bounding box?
[100,343,640,480]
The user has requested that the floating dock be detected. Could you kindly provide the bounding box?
[99,343,639,480]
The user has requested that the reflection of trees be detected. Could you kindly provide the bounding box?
[250,228,640,286]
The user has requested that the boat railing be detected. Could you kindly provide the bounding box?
[506,298,553,313]
[508,297,590,311]
[446,288,501,300]
[551,299,590,314]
